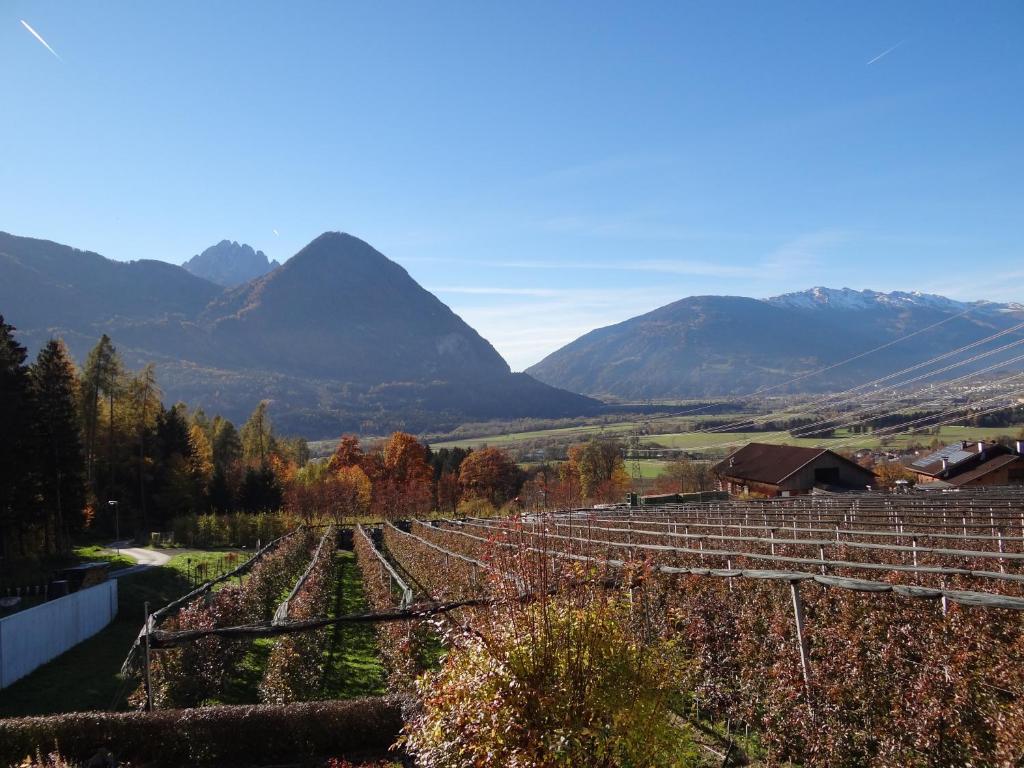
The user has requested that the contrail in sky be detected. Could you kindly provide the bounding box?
[866,40,903,66]
[20,20,61,61]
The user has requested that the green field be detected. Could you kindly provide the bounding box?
[426,415,755,451]
[433,423,1024,461]
[521,458,674,479]
[627,459,674,478]
[639,425,1024,453]
[428,420,644,450]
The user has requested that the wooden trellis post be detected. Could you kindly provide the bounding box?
[789,581,813,695]
[997,528,1006,574]
[143,601,154,712]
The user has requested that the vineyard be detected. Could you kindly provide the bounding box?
[120,487,1024,766]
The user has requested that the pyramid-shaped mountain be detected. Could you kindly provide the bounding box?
[0,230,598,435]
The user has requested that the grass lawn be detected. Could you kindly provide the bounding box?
[217,637,276,705]
[73,545,137,571]
[629,459,674,478]
[321,550,387,698]
[0,552,199,717]
[160,548,247,589]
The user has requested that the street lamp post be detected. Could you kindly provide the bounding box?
[108,500,119,552]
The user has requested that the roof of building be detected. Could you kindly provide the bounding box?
[910,441,987,477]
[714,442,875,486]
[944,453,1024,487]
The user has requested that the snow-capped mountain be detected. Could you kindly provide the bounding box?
[528,287,1024,400]
[767,287,983,314]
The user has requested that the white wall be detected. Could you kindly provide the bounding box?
[0,580,118,689]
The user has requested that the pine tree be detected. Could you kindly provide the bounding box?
[152,403,197,526]
[211,416,243,470]
[208,464,235,512]
[80,334,123,497]
[126,364,161,532]
[29,339,86,553]
[0,316,36,558]
[241,401,273,467]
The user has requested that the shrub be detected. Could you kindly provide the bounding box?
[401,594,694,768]
[1,698,404,767]
[455,496,497,518]
[169,511,297,548]
[143,584,250,708]
[260,529,339,703]
[143,527,317,707]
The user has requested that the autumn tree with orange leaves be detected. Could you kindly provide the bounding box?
[565,437,631,504]
[359,432,434,519]
[458,447,523,507]
[327,435,364,473]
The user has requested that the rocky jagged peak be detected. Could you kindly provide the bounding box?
[182,240,280,287]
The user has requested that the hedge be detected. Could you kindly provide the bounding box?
[1,696,405,766]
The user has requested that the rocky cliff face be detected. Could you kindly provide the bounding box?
[182,240,281,287]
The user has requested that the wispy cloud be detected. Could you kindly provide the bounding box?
[408,230,844,280]
[866,40,903,66]
[762,229,847,271]
[534,212,761,243]
[429,258,760,278]
[20,20,61,61]
[419,229,852,368]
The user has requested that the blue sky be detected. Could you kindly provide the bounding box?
[2,2,1022,370]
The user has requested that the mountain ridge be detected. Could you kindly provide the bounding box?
[0,230,598,435]
[526,288,1024,400]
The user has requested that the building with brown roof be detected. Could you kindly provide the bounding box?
[714,442,876,497]
[908,440,1024,489]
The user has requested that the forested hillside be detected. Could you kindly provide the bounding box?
[0,231,598,436]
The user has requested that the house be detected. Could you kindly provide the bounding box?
[907,440,1024,489]
[714,442,876,497]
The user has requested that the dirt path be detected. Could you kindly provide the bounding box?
[108,543,172,577]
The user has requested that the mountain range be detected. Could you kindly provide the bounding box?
[527,287,1024,400]
[0,231,597,436]
[5,227,1022,433]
